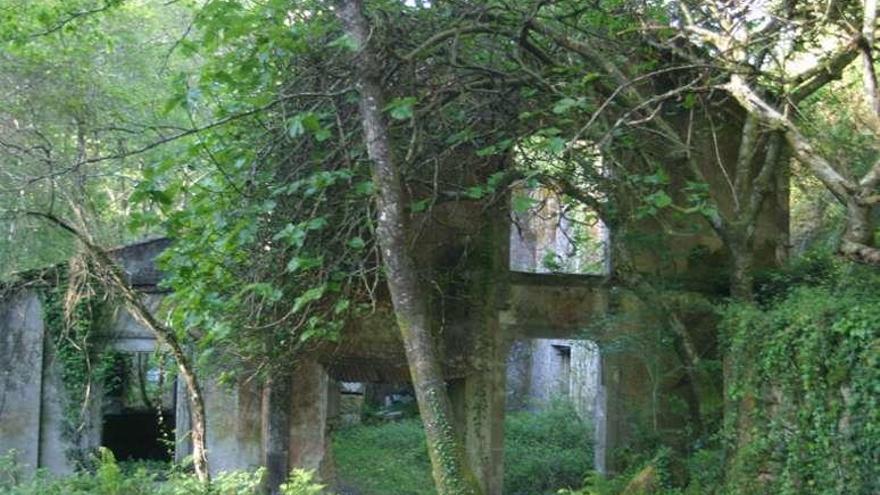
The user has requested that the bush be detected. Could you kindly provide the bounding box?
[332,419,434,495]
[332,400,593,495]
[0,448,329,495]
[504,400,593,495]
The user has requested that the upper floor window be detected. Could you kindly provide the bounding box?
[509,186,609,275]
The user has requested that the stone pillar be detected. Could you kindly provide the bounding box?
[0,291,45,476]
[203,377,263,475]
[448,202,510,495]
[326,380,341,428]
[262,374,291,494]
[39,343,75,475]
[449,345,508,495]
[593,367,609,475]
[289,358,334,481]
[174,378,193,464]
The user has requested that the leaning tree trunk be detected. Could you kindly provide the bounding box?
[724,75,880,265]
[28,212,211,483]
[335,2,481,494]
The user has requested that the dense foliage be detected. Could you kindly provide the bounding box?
[333,402,594,495]
[0,449,328,495]
[723,256,880,495]
[1,0,879,493]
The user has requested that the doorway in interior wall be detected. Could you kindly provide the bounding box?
[100,352,175,462]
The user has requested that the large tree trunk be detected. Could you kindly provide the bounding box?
[724,76,880,265]
[841,198,880,263]
[729,243,755,303]
[335,2,481,494]
[28,212,211,483]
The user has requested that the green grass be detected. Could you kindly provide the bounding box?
[332,419,434,495]
[332,401,593,495]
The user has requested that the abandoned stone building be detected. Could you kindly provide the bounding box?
[1,149,787,495]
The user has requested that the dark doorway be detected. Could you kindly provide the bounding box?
[102,410,174,461]
[553,344,571,397]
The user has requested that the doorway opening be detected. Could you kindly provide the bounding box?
[100,352,175,462]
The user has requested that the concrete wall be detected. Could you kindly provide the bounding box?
[203,377,263,475]
[505,338,606,471]
[0,291,45,473]
[37,335,103,475]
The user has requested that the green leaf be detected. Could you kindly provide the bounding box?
[385,96,417,120]
[286,256,323,273]
[410,199,430,213]
[354,180,374,195]
[465,186,485,199]
[314,128,332,142]
[486,171,506,189]
[288,116,305,137]
[300,112,322,132]
[548,137,567,154]
[306,217,328,230]
[476,145,496,156]
[293,285,327,313]
[161,94,185,115]
[240,283,282,302]
[273,223,307,248]
[647,190,673,209]
[553,97,579,114]
[512,195,537,214]
[348,237,366,250]
[581,72,602,85]
[333,298,351,315]
[329,33,358,51]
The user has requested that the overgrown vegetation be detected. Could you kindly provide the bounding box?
[36,262,114,467]
[723,255,880,495]
[333,402,593,495]
[1,0,879,493]
[560,253,880,495]
[0,449,329,495]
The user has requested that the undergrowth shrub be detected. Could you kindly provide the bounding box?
[332,400,593,495]
[0,448,328,495]
[332,418,433,495]
[504,400,593,494]
[558,446,724,495]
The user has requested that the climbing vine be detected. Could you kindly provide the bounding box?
[38,262,115,466]
[721,255,880,494]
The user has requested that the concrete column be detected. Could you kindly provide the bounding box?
[0,292,45,476]
[449,351,508,495]
[174,378,193,464]
[450,287,509,495]
[289,358,334,481]
[449,201,510,495]
[203,377,263,475]
[262,374,291,494]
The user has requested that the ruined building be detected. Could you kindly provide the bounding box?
[1,132,788,495]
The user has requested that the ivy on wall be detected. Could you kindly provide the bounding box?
[722,255,880,494]
[38,263,115,467]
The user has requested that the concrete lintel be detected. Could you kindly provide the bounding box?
[108,338,158,352]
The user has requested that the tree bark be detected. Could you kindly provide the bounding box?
[729,242,755,302]
[724,76,880,265]
[334,2,481,494]
[27,211,211,483]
